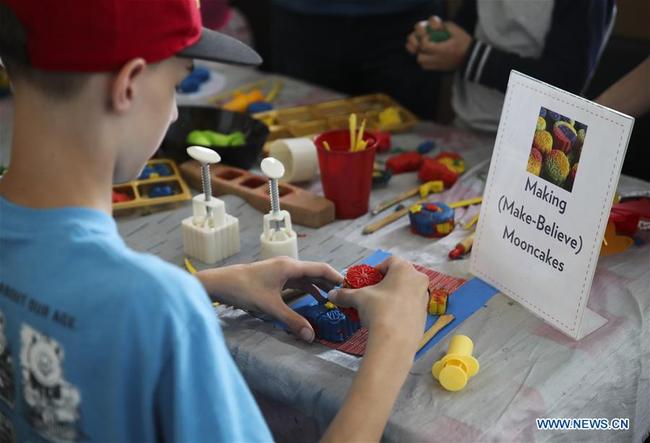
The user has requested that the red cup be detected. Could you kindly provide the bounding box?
[315,129,377,219]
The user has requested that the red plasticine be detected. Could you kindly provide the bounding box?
[344,264,384,288]
[386,152,423,174]
[341,264,384,323]
[373,131,392,153]
[418,158,459,188]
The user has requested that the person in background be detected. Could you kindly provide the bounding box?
[596,57,650,118]
[269,0,446,119]
[406,0,615,133]
[200,0,253,46]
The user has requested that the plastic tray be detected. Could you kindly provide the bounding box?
[253,93,418,142]
[112,159,192,212]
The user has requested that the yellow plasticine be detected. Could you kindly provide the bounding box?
[436,222,453,235]
[378,107,402,127]
[419,181,444,198]
[427,290,448,315]
[184,257,198,275]
[355,118,367,151]
[438,157,466,174]
[349,113,357,151]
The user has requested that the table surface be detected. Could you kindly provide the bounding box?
[1,63,648,443]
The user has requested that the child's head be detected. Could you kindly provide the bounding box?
[0,0,260,183]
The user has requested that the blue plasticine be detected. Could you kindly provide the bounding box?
[177,76,200,93]
[417,140,436,154]
[138,165,155,179]
[191,67,211,82]
[295,304,360,342]
[247,101,274,113]
[148,184,174,198]
[153,163,173,176]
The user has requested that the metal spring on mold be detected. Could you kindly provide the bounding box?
[269,179,280,215]
[201,164,212,200]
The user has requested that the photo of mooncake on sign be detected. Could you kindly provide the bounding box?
[527,107,587,192]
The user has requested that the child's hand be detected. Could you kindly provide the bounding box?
[328,257,429,355]
[406,16,472,72]
[196,257,343,343]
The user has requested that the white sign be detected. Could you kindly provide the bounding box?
[471,71,635,339]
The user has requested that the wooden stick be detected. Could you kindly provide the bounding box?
[323,141,331,151]
[371,185,420,215]
[418,314,455,351]
[362,195,483,235]
[362,198,424,235]
[265,80,284,102]
[463,213,480,230]
[449,196,483,208]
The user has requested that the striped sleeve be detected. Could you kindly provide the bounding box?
[458,0,614,95]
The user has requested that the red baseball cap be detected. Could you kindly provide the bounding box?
[0,0,261,72]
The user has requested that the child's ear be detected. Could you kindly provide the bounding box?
[110,58,146,113]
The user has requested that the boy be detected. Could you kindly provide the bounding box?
[0,0,430,442]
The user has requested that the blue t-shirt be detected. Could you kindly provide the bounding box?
[0,196,273,442]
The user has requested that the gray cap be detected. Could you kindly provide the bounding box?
[178,27,262,66]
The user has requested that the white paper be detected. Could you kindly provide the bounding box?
[471,71,635,339]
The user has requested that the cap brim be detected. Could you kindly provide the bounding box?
[178,27,262,66]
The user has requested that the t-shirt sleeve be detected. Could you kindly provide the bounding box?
[154,309,273,443]
[459,0,614,94]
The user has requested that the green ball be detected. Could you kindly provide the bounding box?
[426,26,450,42]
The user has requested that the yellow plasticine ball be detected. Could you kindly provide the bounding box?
[536,116,546,131]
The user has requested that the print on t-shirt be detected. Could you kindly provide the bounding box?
[20,324,84,443]
[0,410,16,443]
[0,312,14,407]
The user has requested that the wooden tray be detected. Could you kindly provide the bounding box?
[112,159,192,212]
[253,93,418,142]
[180,160,335,228]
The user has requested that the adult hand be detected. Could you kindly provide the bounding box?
[196,257,343,343]
[328,256,429,354]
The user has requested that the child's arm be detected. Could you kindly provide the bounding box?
[321,257,429,442]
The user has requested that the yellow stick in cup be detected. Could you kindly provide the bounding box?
[349,113,357,152]
[323,141,332,151]
[355,118,367,152]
